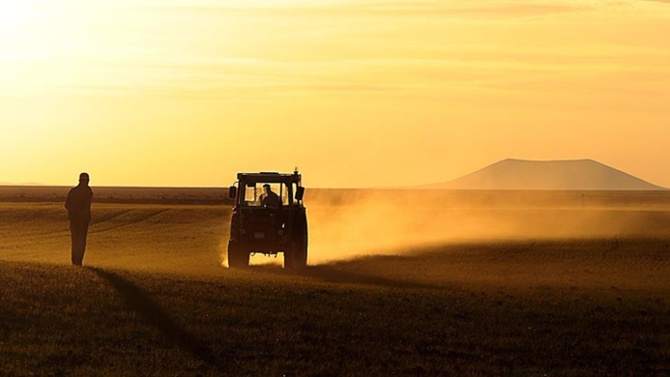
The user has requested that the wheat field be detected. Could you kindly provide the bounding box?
[0,190,669,376]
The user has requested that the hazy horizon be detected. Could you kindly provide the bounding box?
[0,157,666,190]
[2,0,669,188]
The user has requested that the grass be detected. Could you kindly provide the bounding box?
[1,243,669,376]
[0,200,669,375]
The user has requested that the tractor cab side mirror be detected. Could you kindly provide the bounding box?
[228,186,237,200]
[295,186,305,201]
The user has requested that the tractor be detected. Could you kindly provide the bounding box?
[227,171,308,269]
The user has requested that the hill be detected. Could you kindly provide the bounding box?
[426,159,664,190]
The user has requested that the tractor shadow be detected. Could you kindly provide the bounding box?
[88,267,224,372]
[253,238,670,291]
[253,263,437,290]
[303,265,437,289]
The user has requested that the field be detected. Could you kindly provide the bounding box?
[0,188,669,376]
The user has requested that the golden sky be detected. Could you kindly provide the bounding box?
[0,0,669,187]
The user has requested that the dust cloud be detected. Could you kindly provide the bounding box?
[303,190,670,264]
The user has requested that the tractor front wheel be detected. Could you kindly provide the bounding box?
[227,241,249,269]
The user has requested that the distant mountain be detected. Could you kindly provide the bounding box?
[425,159,665,190]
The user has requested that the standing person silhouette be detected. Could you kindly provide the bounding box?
[65,173,93,266]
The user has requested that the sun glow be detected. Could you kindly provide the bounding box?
[0,1,71,75]
[0,0,669,187]
[0,1,34,30]
[0,2,40,53]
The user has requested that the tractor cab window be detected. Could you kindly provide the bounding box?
[242,183,290,207]
[243,185,259,206]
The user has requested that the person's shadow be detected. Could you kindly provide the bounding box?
[88,268,223,372]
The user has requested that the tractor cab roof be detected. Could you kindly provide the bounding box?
[237,172,302,184]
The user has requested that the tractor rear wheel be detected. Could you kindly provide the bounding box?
[285,216,308,270]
